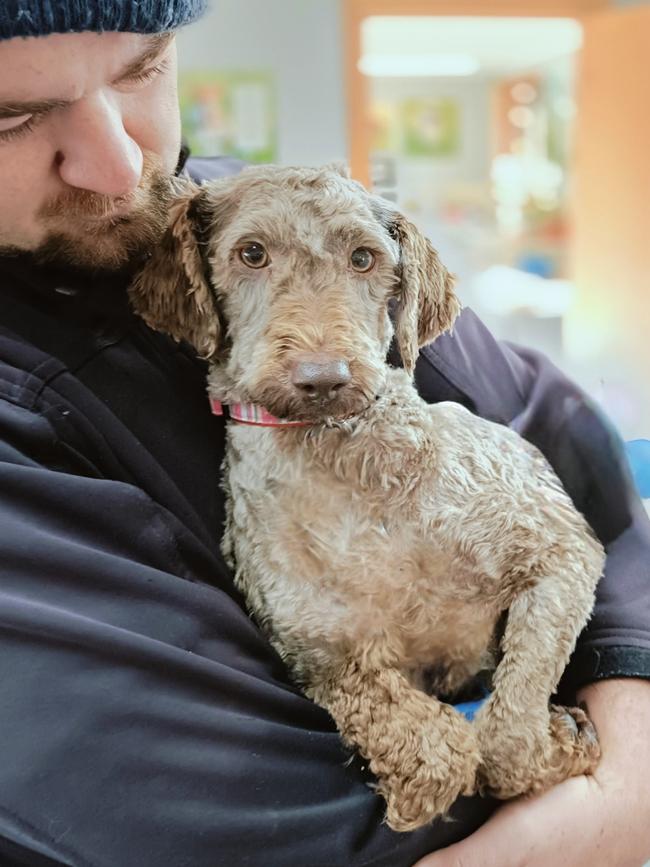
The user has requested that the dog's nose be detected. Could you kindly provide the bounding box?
[291,354,352,400]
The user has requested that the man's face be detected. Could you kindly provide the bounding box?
[0,31,182,270]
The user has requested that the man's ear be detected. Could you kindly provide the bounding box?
[129,182,223,359]
[390,212,461,374]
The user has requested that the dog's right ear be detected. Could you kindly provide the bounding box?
[129,183,222,359]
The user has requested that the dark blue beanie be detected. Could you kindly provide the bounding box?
[0,0,207,40]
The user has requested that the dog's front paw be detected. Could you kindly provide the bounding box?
[547,703,601,780]
[380,705,480,832]
[476,703,600,799]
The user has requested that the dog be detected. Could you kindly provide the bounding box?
[130,164,604,832]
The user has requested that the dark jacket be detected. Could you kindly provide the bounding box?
[1,156,649,867]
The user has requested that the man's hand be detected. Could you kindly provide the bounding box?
[415,678,650,867]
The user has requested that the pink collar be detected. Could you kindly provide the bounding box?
[209,398,311,428]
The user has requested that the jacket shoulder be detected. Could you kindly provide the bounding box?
[184,155,247,184]
[415,307,527,423]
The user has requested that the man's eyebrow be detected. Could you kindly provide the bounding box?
[0,33,174,117]
[112,32,174,83]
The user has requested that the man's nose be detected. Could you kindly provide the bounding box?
[53,93,143,198]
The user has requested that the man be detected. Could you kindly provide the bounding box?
[0,2,649,865]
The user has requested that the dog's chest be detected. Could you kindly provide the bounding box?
[224,423,497,669]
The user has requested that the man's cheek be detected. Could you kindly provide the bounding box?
[125,83,181,174]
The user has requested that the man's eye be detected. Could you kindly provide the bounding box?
[350,247,376,272]
[122,60,170,87]
[0,114,36,142]
[239,243,270,269]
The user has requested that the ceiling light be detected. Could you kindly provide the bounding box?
[358,53,480,78]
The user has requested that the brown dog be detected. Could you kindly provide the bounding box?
[130,165,603,831]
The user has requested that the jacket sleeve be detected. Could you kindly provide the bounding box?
[502,341,650,696]
[0,390,495,867]
[418,308,650,698]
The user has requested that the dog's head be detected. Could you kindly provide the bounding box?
[130,165,460,422]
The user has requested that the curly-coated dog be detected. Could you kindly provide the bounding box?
[130,164,604,832]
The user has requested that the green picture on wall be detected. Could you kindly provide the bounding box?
[179,70,277,163]
[401,97,460,158]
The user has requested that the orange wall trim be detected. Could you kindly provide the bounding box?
[564,4,650,414]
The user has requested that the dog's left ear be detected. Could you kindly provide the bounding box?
[390,212,461,374]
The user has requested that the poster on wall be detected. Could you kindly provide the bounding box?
[400,97,460,158]
[178,71,277,163]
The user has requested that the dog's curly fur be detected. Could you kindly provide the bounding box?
[130,164,604,832]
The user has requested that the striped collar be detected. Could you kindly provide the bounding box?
[209,398,311,428]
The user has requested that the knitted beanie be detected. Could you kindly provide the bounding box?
[0,0,207,40]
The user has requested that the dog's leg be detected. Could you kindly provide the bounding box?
[312,659,480,832]
[474,571,601,799]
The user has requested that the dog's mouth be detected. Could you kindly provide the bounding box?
[254,386,377,426]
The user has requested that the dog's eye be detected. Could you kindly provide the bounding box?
[350,247,375,273]
[240,243,269,269]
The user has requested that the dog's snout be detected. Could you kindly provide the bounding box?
[291,354,352,400]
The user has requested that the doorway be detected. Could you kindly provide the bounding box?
[344,0,650,451]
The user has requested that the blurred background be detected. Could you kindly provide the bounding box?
[177,0,650,504]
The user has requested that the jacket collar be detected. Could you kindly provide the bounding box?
[0,252,135,323]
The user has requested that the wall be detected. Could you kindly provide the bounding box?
[176,0,348,166]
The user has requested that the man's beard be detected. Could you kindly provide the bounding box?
[1,152,174,274]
